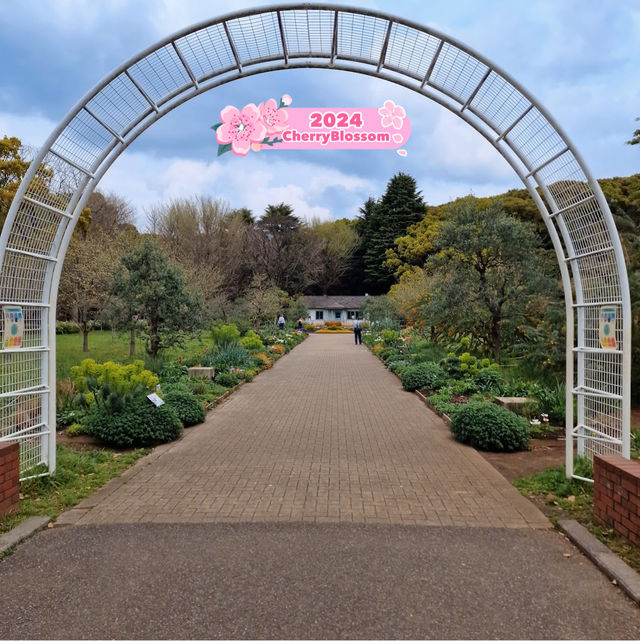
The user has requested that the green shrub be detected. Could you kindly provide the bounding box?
[401,363,448,392]
[86,390,182,447]
[159,360,189,384]
[71,359,159,401]
[450,402,530,452]
[163,386,206,427]
[66,422,91,436]
[387,359,410,374]
[502,380,565,424]
[211,323,241,348]
[428,392,459,416]
[410,340,445,363]
[448,378,478,396]
[203,344,249,371]
[474,368,504,393]
[441,354,462,379]
[381,329,399,346]
[215,371,240,388]
[56,320,81,334]
[240,330,265,353]
[379,347,399,362]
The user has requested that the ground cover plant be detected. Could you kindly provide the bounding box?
[0,445,147,540]
[514,458,640,573]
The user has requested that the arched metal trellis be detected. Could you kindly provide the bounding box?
[0,4,630,480]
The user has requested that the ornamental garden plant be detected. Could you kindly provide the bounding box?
[57,323,307,447]
[364,326,570,452]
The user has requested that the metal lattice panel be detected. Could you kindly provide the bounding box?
[0,4,630,479]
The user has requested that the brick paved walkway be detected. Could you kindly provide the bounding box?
[64,334,548,528]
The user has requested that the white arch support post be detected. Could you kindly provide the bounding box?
[0,4,630,480]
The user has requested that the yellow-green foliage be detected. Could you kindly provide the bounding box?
[240,330,265,353]
[71,359,159,400]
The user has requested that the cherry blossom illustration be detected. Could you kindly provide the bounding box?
[212,94,292,156]
[378,99,406,130]
[214,103,267,156]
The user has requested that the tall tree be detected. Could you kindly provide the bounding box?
[236,273,289,329]
[57,229,119,351]
[310,218,359,295]
[86,191,135,235]
[110,239,202,357]
[424,197,551,359]
[361,173,426,293]
[0,136,30,228]
[251,204,323,293]
[627,118,640,146]
[263,202,295,218]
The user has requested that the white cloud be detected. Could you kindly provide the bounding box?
[0,111,57,150]
[425,111,513,179]
[100,150,374,227]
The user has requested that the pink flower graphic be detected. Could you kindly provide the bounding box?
[378,100,406,130]
[281,94,292,106]
[259,98,289,135]
[216,103,267,156]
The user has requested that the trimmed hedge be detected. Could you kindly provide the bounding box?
[449,402,530,452]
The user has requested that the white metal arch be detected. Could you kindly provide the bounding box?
[0,4,630,480]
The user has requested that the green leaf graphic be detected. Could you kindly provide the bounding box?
[217,143,232,157]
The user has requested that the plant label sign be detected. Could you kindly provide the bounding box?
[147,392,164,407]
[599,306,617,350]
[2,305,24,349]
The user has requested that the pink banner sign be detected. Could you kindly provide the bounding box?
[212,96,410,157]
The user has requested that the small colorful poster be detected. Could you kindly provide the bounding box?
[599,306,617,350]
[2,306,24,349]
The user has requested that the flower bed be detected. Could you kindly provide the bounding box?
[364,327,568,453]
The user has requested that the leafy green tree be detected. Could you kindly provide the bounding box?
[0,136,30,227]
[361,173,426,293]
[310,218,359,294]
[263,202,295,218]
[360,295,399,329]
[110,239,202,357]
[627,118,640,146]
[236,273,288,329]
[252,205,323,293]
[424,197,552,359]
[57,229,119,352]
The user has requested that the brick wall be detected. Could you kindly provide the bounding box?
[0,442,20,516]
[593,455,640,545]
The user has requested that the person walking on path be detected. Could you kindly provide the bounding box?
[278,314,286,331]
[353,317,362,345]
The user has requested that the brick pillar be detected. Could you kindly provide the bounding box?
[0,442,20,516]
[593,455,640,545]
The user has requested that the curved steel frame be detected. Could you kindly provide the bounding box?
[0,4,630,480]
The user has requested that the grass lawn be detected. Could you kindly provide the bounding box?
[56,330,211,379]
[514,466,640,573]
[0,444,148,541]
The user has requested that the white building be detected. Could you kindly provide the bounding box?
[302,295,370,326]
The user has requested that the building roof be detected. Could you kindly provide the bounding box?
[302,295,371,310]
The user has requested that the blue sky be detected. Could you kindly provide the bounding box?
[0,0,638,228]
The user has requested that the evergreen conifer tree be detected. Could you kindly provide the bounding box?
[362,173,426,293]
